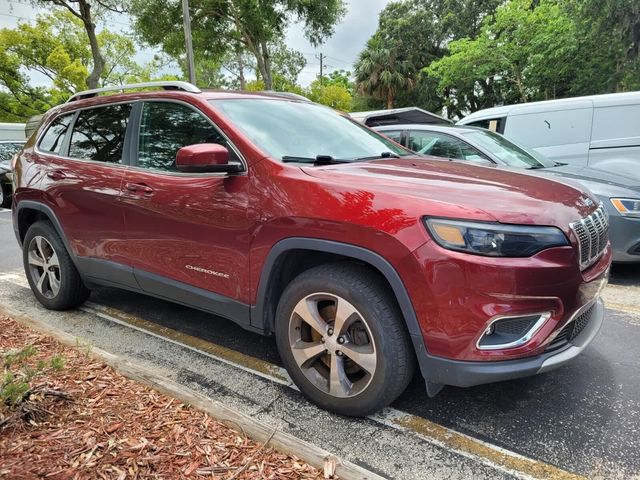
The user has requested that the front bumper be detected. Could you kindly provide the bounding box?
[419,297,604,388]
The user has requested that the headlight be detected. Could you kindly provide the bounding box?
[424,218,569,257]
[610,198,640,218]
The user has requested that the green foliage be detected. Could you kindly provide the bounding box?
[0,11,163,122]
[1,346,65,408]
[425,0,582,117]
[318,70,353,93]
[354,36,414,109]
[355,0,500,112]
[130,0,345,89]
[307,81,352,111]
[564,0,640,94]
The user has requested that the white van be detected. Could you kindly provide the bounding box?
[456,91,640,178]
[0,122,26,141]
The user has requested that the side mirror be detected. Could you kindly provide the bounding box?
[176,143,242,173]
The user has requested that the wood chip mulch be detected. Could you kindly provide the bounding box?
[0,315,326,479]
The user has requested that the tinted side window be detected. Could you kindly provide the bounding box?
[69,104,131,163]
[380,130,403,144]
[138,102,239,172]
[408,131,440,152]
[411,131,488,162]
[39,114,74,154]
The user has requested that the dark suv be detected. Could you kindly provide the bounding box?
[12,82,610,416]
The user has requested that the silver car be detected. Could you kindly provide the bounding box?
[376,124,640,263]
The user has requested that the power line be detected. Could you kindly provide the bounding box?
[0,3,133,28]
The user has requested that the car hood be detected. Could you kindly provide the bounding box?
[539,164,640,198]
[302,157,598,235]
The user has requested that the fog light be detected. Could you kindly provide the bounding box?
[477,312,551,350]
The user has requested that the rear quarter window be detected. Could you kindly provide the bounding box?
[38,113,74,154]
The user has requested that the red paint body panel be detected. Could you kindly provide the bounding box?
[13,90,611,371]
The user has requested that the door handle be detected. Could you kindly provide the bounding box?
[125,182,154,195]
[47,170,66,180]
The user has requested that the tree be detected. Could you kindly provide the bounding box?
[425,0,579,118]
[32,0,127,89]
[564,0,640,93]
[307,81,352,111]
[319,69,353,93]
[354,37,413,109]
[0,12,161,121]
[354,0,501,112]
[131,0,345,90]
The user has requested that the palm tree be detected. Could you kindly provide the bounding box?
[354,38,414,109]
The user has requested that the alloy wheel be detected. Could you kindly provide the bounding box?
[288,293,377,398]
[27,235,61,299]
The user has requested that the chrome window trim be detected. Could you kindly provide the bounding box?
[35,101,134,158]
[476,312,552,351]
[134,98,248,175]
[34,98,248,176]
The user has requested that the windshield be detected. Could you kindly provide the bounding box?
[211,99,409,162]
[461,129,555,169]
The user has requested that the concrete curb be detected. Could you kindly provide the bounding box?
[2,306,386,480]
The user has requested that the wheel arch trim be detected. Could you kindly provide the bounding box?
[15,201,79,267]
[251,237,424,340]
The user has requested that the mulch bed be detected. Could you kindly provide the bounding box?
[0,315,326,479]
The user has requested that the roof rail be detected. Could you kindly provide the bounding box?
[67,81,202,102]
[263,90,312,102]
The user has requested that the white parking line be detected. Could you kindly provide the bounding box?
[0,271,584,480]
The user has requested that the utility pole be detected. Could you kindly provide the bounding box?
[182,0,196,85]
[316,53,324,85]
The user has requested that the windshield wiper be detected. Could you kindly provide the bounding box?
[353,151,401,161]
[281,155,350,165]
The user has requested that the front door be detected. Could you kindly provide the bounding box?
[119,100,253,314]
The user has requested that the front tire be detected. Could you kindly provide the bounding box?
[23,221,90,310]
[275,263,415,416]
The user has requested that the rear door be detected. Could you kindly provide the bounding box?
[120,100,252,309]
[40,103,134,286]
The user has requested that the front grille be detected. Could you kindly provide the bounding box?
[570,204,609,270]
[546,304,595,351]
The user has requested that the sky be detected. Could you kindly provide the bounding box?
[0,0,394,88]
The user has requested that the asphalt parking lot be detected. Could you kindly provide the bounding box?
[1,207,639,479]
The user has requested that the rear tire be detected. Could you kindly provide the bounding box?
[23,221,90,310]
[275,263,415,416]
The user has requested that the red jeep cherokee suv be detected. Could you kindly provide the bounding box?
[12,82,610,416]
